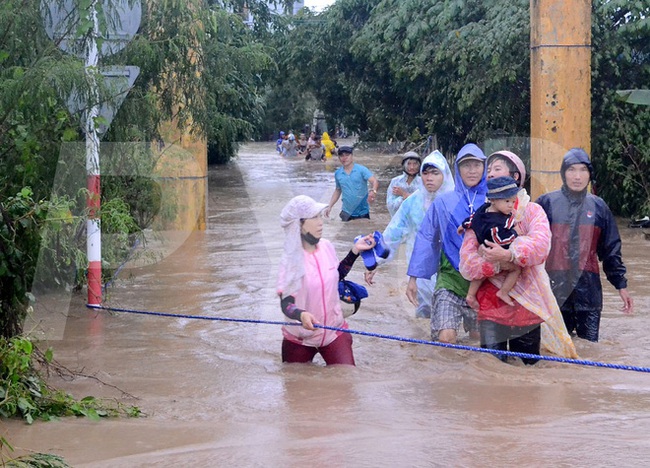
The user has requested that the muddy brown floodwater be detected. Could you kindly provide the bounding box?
[5,142,650,466]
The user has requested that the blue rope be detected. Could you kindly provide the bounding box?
[86,304,650,374]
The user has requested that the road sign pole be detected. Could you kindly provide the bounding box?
[41,0,142,305]
[85,0,102,305]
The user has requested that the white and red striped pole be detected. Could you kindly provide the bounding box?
[85,0,102,305]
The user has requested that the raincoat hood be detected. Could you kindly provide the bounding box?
[418,150,455,211]
[454,143,488,194]
[420,150,455,194]
[436,143,487,270]
[560,147,594,186]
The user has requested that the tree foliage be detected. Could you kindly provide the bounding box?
[106,0,278,163]
[0,0,83,202]
[591,0,650,216]
[268,0,650,214]
[0,0,281,339]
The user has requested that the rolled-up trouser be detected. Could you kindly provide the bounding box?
[480,320,541,365]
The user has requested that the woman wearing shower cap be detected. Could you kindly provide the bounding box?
[277,195,375,365]
[459,150,577,363]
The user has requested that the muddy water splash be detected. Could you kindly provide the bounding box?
[5,142,650,466]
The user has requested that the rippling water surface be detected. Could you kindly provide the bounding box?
[6,142,650,466]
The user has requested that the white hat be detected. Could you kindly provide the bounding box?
[277,196,328,297]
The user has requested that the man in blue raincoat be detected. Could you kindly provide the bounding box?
[407,143,488,342]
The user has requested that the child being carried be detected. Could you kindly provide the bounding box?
[459,176,521,310]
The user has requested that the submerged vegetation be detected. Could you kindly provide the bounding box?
[0,335,140,465]
[0,336,140,424]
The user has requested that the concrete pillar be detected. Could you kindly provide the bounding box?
[530,0,591,198]
[154,121,207,231]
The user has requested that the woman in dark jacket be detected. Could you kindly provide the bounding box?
[536,148,634,342]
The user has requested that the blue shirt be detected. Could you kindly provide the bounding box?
[335,163,373,217]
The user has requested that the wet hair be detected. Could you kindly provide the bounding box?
[421,164,440,173]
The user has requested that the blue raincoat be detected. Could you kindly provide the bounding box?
[381,151,455,317]
[408,143,488,281]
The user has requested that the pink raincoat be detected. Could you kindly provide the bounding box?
[459,191,578,358]
[279,239,347,347]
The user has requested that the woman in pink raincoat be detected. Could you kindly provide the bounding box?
[277,195,375,365]
[459,151,577,364]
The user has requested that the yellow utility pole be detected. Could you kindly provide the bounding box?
[530,0,591,199]
[155,120,207,231]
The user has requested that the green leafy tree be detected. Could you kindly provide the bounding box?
[591,0,650,216]
[0,187,88,340]
[0,0,83,202]
[274,0,530,149]
[257,9,321,140]
[275,0,649,214]
[107,0,280,163]
[267,0,381,138]
[0,0,283,339]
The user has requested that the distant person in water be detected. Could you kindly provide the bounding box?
[281,133,298,157]
[321,132,338,160]
[276,131,285,154]
[325,145,379,221]
[305,134,325,161]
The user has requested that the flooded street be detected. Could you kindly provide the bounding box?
[5,142,650,466]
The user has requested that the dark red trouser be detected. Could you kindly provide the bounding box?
[282,333,355,366]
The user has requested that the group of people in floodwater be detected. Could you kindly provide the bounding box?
[276,130,339,161]
[276,143,635,366]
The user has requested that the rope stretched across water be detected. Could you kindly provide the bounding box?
[86,303,650,374]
